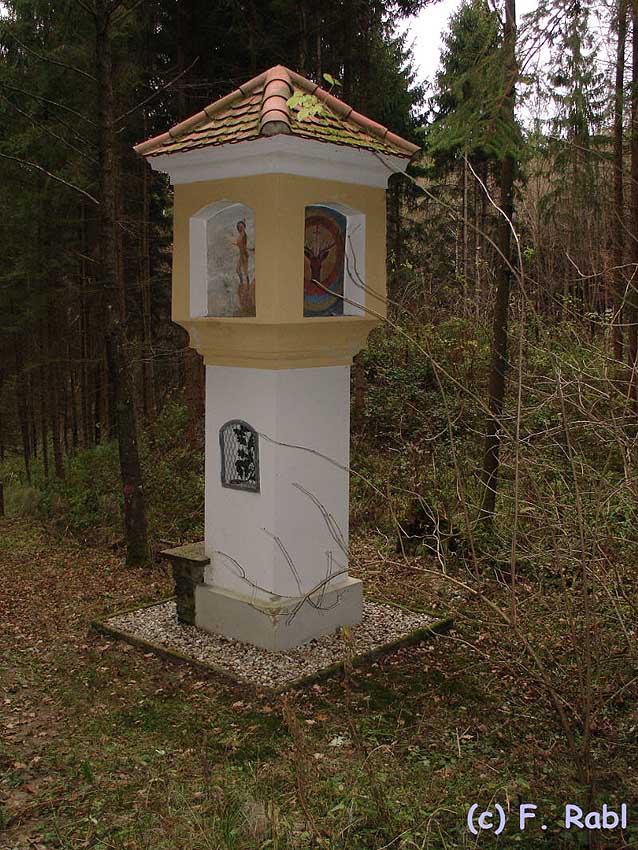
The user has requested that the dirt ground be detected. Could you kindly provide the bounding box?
[1,516,634,849]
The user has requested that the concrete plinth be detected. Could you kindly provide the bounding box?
[198,363,362,649]
[195,576,363,651]
[204,365,352,598]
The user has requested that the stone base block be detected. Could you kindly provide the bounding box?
[162,542,210,626]
[195,577,363,651]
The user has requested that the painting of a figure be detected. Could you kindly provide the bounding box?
[206,204,256,317]
[304,205,346,317]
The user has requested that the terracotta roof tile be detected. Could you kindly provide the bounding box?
[134,65,419,159]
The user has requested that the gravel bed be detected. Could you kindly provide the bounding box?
[105,600,438,689]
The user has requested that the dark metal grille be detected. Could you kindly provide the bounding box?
[219,420,260,492]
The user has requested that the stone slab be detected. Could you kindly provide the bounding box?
[195,576,363,651]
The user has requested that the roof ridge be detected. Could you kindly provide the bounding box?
[134,64,419,158]
[260,65,294,137]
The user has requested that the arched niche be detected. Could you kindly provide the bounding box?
[303,202,365,318]
[190,201,256,318]
[219,420,260,492]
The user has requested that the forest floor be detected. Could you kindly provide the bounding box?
[0,516,635,850]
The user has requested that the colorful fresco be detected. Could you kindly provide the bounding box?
[206,204,256,317]
[304,205,347,317]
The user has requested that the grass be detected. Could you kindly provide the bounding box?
[2,517,637,849]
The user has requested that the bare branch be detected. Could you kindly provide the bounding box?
[0,93,97,164]
[0,152,98,204]
[111,0,146,25]
[74,0,96,18]
[116,57,200,124]
[7,33,96,82]
[0,81,97,127]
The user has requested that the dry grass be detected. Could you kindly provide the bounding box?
[2,517,638,848]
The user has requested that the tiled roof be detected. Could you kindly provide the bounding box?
[134,65,419,159]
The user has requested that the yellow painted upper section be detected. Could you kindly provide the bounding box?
[172,173,387,368]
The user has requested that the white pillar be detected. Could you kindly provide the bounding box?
[196,365,363,649]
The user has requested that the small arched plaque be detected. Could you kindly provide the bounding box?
[219,420,260,492]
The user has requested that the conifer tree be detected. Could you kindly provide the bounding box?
[531,0,609,310]
[479,0,520,521]
[427,0,502,170]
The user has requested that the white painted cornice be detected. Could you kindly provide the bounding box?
[147,134,410,188]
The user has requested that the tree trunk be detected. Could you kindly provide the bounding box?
[315,5,322,81]
[629,0,638,407]
[106,322,149,566]
[96,0,150,566]
[0,370,5,463]
[61,357,69,456]
[69,344,79,452]
[342,0,354,102]
[140,124,157,424]
[352,352,366,431]
[47,317,64,479]
[79,204,92,448]
[94,350,103,445]
[298,0,308,75]
[462,154,470,308]
[474,168,481,316]
[185,347,205,446]
[479,0,517,521]
[13,323,31,484]
[613,0,627,362]
[49,374,64,479]
[175,3,205,445]
[39,355,49,481]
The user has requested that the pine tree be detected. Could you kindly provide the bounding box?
[427,0,504,169]
[425,0,508,311]
[528,0,610,312]
[479,0,519,521]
